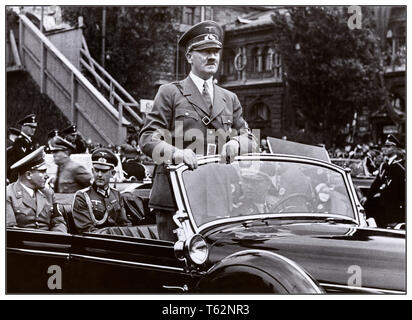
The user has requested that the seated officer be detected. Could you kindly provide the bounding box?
[6,146,68,233]
[72,148,131,234]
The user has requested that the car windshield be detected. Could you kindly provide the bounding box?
[181,160,355,227]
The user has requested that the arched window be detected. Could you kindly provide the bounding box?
[273,52,282,80]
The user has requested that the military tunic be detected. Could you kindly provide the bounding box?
[72,185,132,234]
[139,76,258,211]
[55,158,92,193]
[6,181,67,233]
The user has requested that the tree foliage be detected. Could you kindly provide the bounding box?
[272,7,387,146]
[62,6,181,100]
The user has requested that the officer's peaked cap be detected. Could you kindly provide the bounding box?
[179,20,223,52]
[385,134,403,148]
[17,114,37,127]
[61,124,78,136]
[92,148,118,169]
[49,136,75,152]
[10,146,47,173]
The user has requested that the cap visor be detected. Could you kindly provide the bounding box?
[191,41,222,51]
[93,162,114,170]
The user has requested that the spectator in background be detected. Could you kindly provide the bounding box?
[7,114,38,183]
[49,136,92,193]
[61,124,87,153]
[260,138,270,153]
[363,134,405,227]
[7,127,21,148]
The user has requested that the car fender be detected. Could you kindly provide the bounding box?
[196,249,324,293]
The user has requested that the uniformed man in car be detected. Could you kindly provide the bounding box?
[49,136,92,193]
[7,114,38,182]
[139,20,258,240]
[72,148,131,234]
[6,146,68,233]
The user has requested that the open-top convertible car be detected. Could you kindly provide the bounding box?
[7,154,405,294]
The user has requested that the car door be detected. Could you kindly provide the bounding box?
[7,228,72,293]
[68,233,197,293]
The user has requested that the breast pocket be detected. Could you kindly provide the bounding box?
[175,108,200,134]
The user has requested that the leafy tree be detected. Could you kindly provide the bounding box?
[62,6,181,100]
[272,6,387,147]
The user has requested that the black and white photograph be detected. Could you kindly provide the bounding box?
[3,3,407,298]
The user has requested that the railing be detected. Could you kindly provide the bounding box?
[18,14,130,145]
[80,35,143,127]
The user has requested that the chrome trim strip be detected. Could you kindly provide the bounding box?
[8,247,70,257]
[70,254,185,272]
[320,283,405,294]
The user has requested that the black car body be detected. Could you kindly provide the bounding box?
[7,154,405,294]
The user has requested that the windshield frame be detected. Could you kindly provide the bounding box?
[170,154,361,234]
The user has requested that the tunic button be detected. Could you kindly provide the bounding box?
[185,112,189,116]
[209,130,213,134]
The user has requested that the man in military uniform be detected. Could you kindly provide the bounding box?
[72,148,131,234]
[364,134,405,227]
[232,167,278,216]
[45,129,60,153]
[6,146,67,233]
[7,114,38,182]
[49,136,92,193]
[61,124,87,153]
[7,127,21,148]
[139,20,258,240]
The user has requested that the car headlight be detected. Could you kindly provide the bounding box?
[188,234,209,265]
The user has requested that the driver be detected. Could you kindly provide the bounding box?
[232,167,278,215]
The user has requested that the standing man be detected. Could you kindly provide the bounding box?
[6,147,67,233]
[72,148,131,234]
[7,114,38,182]
[49,136,92,193]
[61,124,87,153]
[139,20,258,240]
[363,134,405,227]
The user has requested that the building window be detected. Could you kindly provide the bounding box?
[223,49,236,76]
[263,47,274,71]
[250,47,262,73]
[249,102,270,121]
[182,7,196,25]
[273,52,282,80]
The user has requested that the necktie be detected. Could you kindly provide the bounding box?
[202,81,212,113]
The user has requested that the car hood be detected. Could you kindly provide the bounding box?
[204,219,405,292]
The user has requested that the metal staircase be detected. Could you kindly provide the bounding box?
[15,14,143,145]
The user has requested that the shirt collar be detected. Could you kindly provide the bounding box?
[93,184,110,197]
[20,181,35,197]
[189,72,214,99]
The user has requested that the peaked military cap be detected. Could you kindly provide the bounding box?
[9,127,21,136]
[179,20,223,52]
[49,136,75,152]
[385,134,403,148]
[10,146,47,173]
[47,129,60,140]
[61,124,78,136]
[92,148,118,169]
[17,114,37,127]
